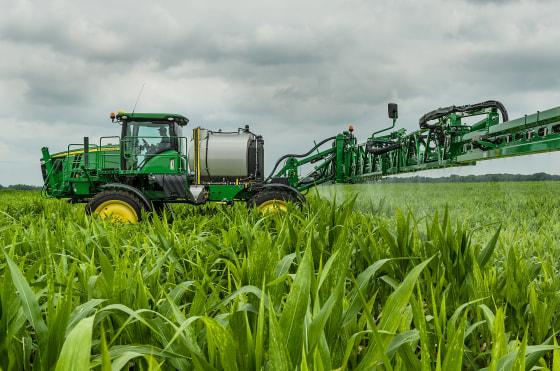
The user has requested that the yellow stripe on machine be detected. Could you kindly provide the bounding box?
[196,127,201,184]
[51,147,119,158]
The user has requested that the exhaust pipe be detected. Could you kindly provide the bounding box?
[83,136,89,168]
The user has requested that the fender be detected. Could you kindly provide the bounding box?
[261,183,306,204]
[99,183,153,211]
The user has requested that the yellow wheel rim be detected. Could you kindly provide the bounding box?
[258,200,288,213]
[94,200,139,224]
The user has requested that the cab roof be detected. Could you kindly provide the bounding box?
[116,112,189,125]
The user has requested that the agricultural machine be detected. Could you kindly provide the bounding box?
[41,100,560,223]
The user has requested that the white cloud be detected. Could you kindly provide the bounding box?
[1,0,560,185]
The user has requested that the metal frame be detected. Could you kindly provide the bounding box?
[275,104,560,190]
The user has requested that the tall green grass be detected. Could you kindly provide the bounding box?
[1,183,559,370]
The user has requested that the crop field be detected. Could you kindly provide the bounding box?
[1,182,560,370]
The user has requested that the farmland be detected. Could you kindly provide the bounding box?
[1,182,560,370]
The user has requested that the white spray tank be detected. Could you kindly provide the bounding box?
[188,126,264,181]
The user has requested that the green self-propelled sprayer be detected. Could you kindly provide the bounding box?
[41,100,560,223]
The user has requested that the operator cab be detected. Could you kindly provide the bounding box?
[112,112,188,171]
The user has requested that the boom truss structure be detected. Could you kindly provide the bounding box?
[272,101,560,191]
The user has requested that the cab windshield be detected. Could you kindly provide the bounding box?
[122,121,178,169]
[125,121,175,154]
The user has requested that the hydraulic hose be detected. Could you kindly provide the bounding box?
[419,100,509,129]
[366,142,402,155]
[266,136,337,181]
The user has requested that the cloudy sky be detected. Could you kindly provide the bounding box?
[1,0,560,185]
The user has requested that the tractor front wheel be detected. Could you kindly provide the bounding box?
[248,189,300,213]
[86,190,144,224]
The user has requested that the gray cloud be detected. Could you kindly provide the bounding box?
[1,0,560,185]
[466,49,560,91]
[463,0,519,3]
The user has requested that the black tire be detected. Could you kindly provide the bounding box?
[85,190,145,222]
[248,189,301,210]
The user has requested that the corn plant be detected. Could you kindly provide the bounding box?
[1,183,560,370]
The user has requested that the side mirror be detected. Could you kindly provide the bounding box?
[388,103,398,119]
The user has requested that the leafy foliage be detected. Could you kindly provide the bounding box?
[1,183,560,370]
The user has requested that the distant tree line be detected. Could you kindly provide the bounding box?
[1,173,559,190]
[0,184,42,191]
[381,172,560,183]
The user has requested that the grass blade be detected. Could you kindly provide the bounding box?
[4,253,48,346]
[477,226,501,268]
[55,315,94,371]
[279,243,313,366]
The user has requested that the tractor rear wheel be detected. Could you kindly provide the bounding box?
[248,189,300,213]
[86,190,144,224]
